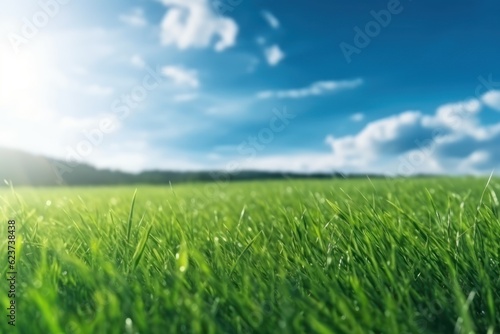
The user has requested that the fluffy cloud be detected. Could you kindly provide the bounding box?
[482,90,500,111]
[119,8,147,27]
[327,111,431,164]
[324,93,500,175]
[257,79,363,99]
[433,99,482,131]
[160,0,238,52]
[162,66,200,88]
[261,10,280,29]
[264,45,285,66]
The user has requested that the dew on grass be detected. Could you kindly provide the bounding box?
[125,318,133,334]
[5,178,500,333]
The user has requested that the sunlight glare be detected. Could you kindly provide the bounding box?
[0,43,52,121]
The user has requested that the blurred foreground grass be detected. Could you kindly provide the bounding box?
[0,178,499,333]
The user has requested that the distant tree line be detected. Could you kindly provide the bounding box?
[0,147,390,187]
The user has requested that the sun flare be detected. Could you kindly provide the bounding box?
[0,44,52,121]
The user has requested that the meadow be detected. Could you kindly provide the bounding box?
[0,177,499,333]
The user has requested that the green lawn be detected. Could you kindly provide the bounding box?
[1,178,499,333]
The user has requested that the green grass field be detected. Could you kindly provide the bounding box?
[1,178,499,333]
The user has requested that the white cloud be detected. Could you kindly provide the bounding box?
[350,113,365,122]
[458,150,491,174]
[264,45,285,66]
[119,8,147,27]
[131,55,145,68]
[482,90,500,111]
[434,99,482,130]
[159,0,238,52]
[261,10,280,29]
[323,94,500,175]
[257,79,363,99]
[162,66,200,88]
[326,111,427,168]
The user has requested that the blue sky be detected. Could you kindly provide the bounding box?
[0,0,499,175]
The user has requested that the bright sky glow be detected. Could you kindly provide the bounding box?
[0,0,499,175]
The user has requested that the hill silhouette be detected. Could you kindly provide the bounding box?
[0,147,375,187]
